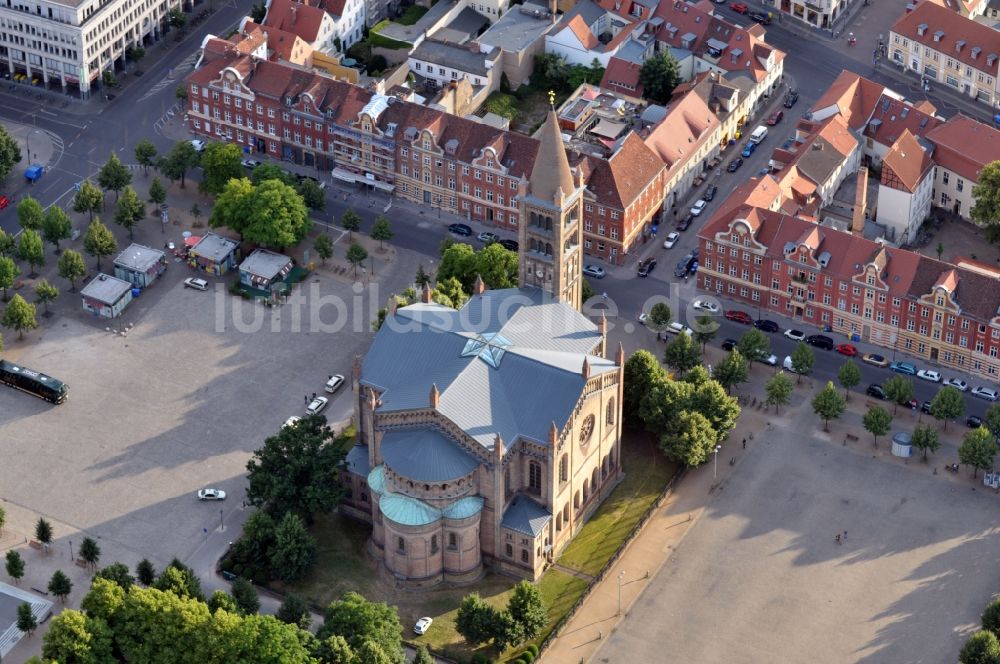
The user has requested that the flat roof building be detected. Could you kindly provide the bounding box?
[114,244,167,289]
[189,233,240,276]
[80,274,134,319]
[239,249,293,290]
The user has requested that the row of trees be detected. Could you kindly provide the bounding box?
[456,581,547,653]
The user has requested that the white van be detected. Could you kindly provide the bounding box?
[749,125,768,144]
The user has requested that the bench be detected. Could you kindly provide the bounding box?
[75,558,88,568]
[28,540,42,550]
[845,434,859,442]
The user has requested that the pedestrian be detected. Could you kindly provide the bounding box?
[843,530,847,541]
[304,394,308,404]
[312,392,317,400]
[742,438,746,449]
[328,374,333,381]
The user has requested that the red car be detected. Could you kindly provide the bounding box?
[730,2,748,11]
[836,343,858,356]
[766,110,784,126]
[724,310,752,325]
[0,195,8,211]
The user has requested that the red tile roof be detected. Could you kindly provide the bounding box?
[641,89,719,177]
[880,129,934,193]
[890,1,1000,75]
[600,57,643,98]
[561,14,601,49]
[602,132,666,208]
[809,70,886,131]
[925,113,1000,182]
[862,93,942,146]
[264,0,328,43]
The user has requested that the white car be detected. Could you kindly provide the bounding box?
[638,312,649,326]
[306,396,329,415]
[184,277,208,291]
[190,139,206,152]
[783,329,806,341]
[944,378,968,391]
[663,232,680,249]
[414,617,433,635]
[325,374,345,394]
[283,415,301,429]
[241,158,261,169]
[197,488,226,501]
[690,199,708,216]
[692,299,719,313]
[972,386,1000,401]
[583,265,606,279]
[917,369,941,383]
[760,353,779,367]
[666,321,693,336]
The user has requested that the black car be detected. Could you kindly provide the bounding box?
[784,91,799,109]
[727,158,744,173]
[674,253,698,278]
[676,214,694,231]
[921,401,933,415]
[866,384,886,399]
[967,415,984,428]
[754,319,779,333]
[721,338,738,352]
[637,257,657,277]
[498,239,518,252]
[749,11,771,24]
[703,184,718,201]
[448,223,473,237]
[806,334,834,350]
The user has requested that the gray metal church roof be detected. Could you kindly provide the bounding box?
[344,444,370,476]
[361,287,616,452]
[380,429,478,482]
[501,495,551,536]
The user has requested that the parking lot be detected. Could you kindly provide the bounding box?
[0,263,411,571]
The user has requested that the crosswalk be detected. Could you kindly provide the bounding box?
[137,51,200,103]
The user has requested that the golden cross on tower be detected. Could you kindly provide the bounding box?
[548,90,555,108]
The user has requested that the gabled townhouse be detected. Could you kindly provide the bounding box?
[889,1,1000,108]
[263,0,355,55]
[926,113,1000,219]
[922,0,990,19]
[545,0,655,66]
[874,129,935,244]
[671,70,743,146]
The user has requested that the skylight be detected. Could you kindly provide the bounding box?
[461,333,513,368]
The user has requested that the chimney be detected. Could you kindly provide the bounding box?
[852,167,868,236]
[549,421,559,445]
[421,283,433,303]
[473,274,486,294]
[429,383,440,408]
[469,41,480,53]
[582,357,590,379]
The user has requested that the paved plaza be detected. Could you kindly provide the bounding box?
[592,423,1000,664]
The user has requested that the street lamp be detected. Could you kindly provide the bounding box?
[713,445,723,480]
[25,125,43,163]
[219,509,224,531]
[617,570,625,615]
[69,540,73,561]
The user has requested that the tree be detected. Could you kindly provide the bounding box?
[297,177,326,211]
[35,517,53,544]
[341,208,361,241]
[199,142,245,196]
[79,536,101,569]
[242,179,311,248]
[209,176,255,240]
[167,7,187,32]
[158,140,200,188]
[812,381,846,431]
[473,242,518,290]
[346,242,368,277]
[930,385,964,429]
[41,205,72,253]
[154,559,204,601]
[663,331,701,373]
[959,630,1000,664]
[765,372,793,413]
[414,264,431,288]
[48,569,73,602]
[5,550,24,585]
[507,580,546,640]
[42,609,115,663]
[113,185,144,240]
[736,328,769,367]
[17,196,44,231]
[0,227,14,257]
[659,410,717,466]
[713,350,749,394]
[883,375,914,414]
[692,314,718,353]
[623,350,664,422]
[413,645,435,664]
[73,180,104,221]
[0,256,17,301]
[33,279,58,316]
[314,234,333,264]
[269,512,317,582]
[58,249,86,292]
[94,562,134,590]
[371,215,394,250]
[317,592,405,664]
[911,424,941,461]
[231,577,261,615]
[245,414,346,521]
[190,203,202,225]
[456,592,498,645]
[686,370,740,443]
[207,589,239,614]
[135,558,156,586]
[863,405,892,447]
[97,152,132,201]
[647,302,672,332]
[134,139,158,176]
[434,277,468,309]
[639,51,681,104]
[0,124,23,184]
[16,601,37,635]
[790,342,814,383]
[148,177,167,210]
[16,228,44,277]
[959,426,996,478]
[971,161,1000,228]
[837,360,862,400]
[3,294,37,340]
[983,597,1000,639]
[83,218,118,270]
[276,593,312,629]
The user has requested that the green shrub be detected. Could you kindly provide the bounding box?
[470,654,488,664]
[526,644,539,657]
[521,652,534,662]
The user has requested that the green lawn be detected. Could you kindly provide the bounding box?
[555,433,679,577]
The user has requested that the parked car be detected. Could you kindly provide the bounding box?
[0,195,10,210]
[498,239,519,252]
[663,232,681,249]
[477,231,498,244]
[674,253,697,277]
[921,400,933,414]
[766,110,784,126]
[692,299,720,313]
[190,139,206,152]
[967,415,984,428]
[666,321,693,336]
[703,185,718,201]
[283,415,301,429]
[727,157,744,172]
[448,223,472,236]
[730,2,748,12]
[197,488,226,501]
[583,265,606,279]
[690,199,708,216]
[866,384,886,399]
[784,91,799,108]
[721,338,738,351]
[754,319,779,333]
[972,386,1000,401]
[944,378,968,391]
[836,343,858,356]
[753,351,779,366]
[899,398,919,410]
[806,334,834,350]
[325,374,345,393]
[241,158,261,169]
[414,617,433,635]
[862,353,889,368]
[741,142,756,158]
[184,277,209,291]
[783,355,808,374]
[637,257,657,277]
[749,11,771,23]
[889,361,917,375]
[917,369,941,383]
[724,310,752,324]
[306,396,329,414]
[676,214,694,231]
[783,329,806,341]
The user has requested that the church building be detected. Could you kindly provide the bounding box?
[339,110,625,584]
